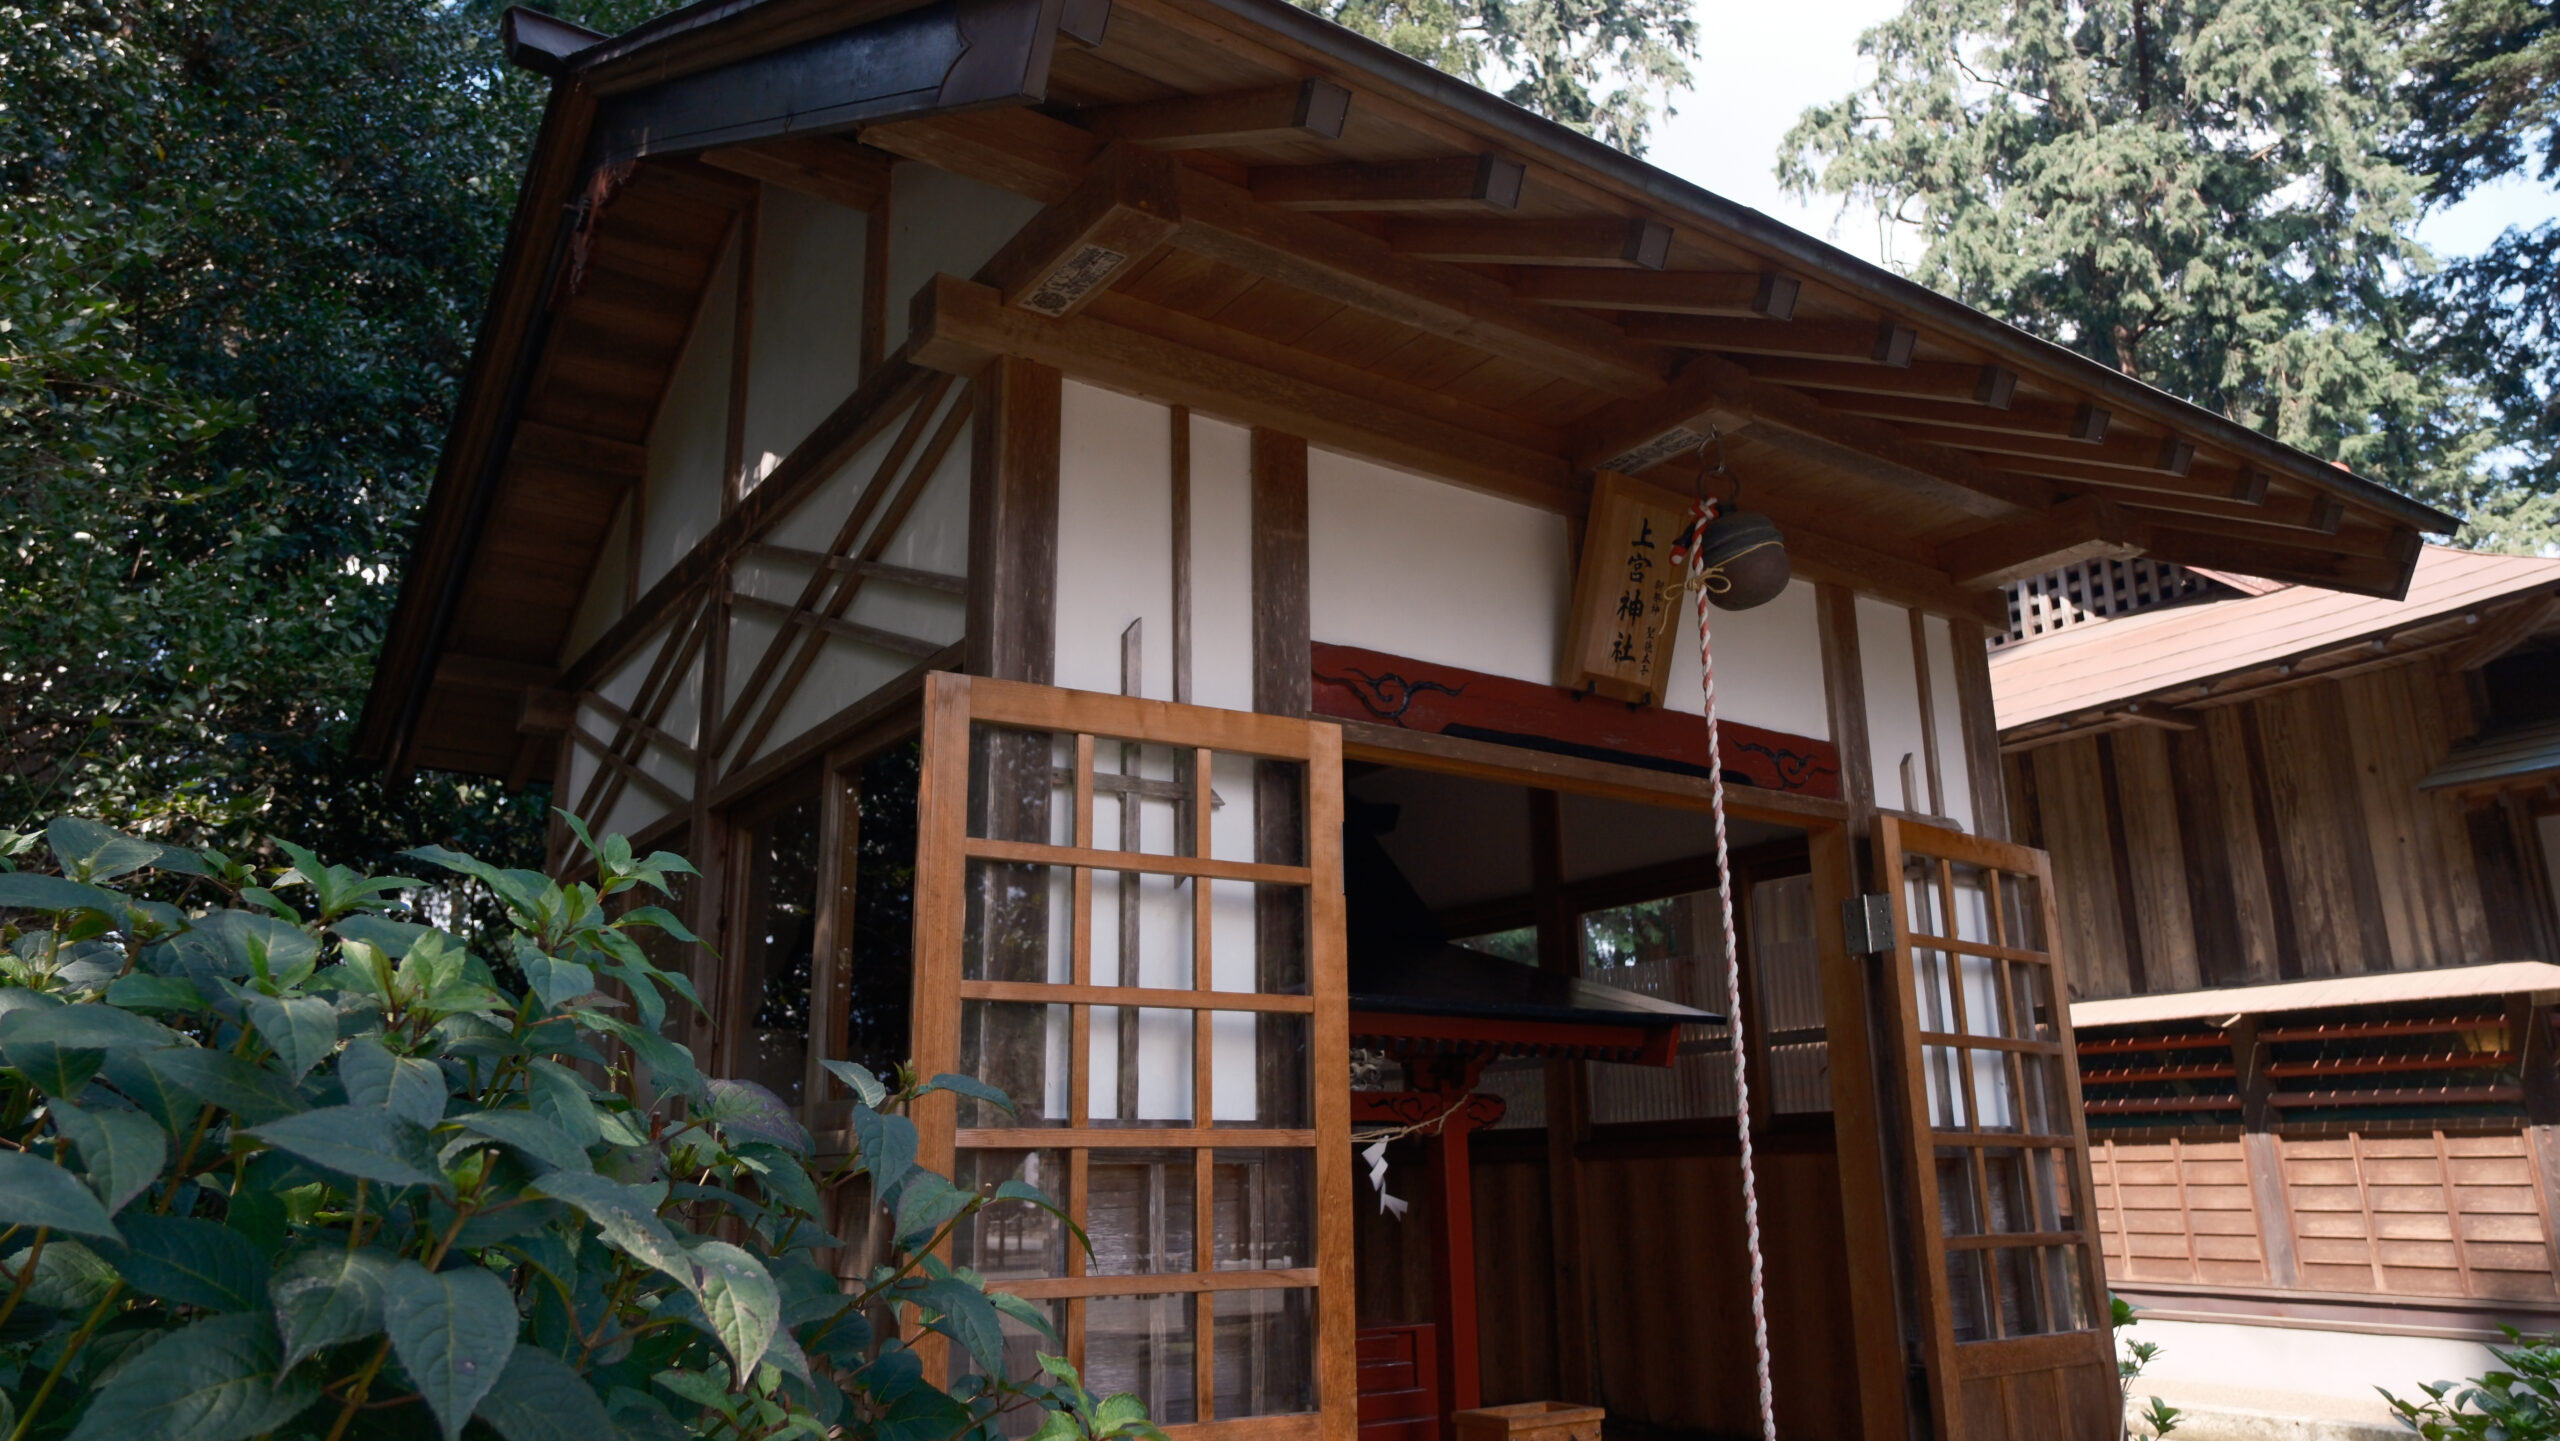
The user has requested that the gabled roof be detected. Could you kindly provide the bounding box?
[1992,545,2560,738]
[363,0,2463,777]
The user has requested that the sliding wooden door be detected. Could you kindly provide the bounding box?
[1878,817,2117,1440]
[912,672,1353,1441]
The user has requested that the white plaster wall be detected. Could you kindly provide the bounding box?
[1858,595,1932,816]
[559,496,630,668]
[1656,577,1831,742]
[1189,415,1254,712]
[638,233,737,594]
[1922,614,1976,833]
[742,184,868,488]
[1306,448,1572,685]
[2137,1317,2494,1409]
[886,164,1042,353]
[567,616,693,842]
[1054,382,1175,700]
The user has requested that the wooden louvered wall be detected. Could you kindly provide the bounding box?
[2006,654,2551,1003]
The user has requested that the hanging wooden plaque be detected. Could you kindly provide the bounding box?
[1561,469,1694,704]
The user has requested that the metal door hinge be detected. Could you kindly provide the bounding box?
[1842,894,1896,955]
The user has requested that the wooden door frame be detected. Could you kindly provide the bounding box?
[1337,720,1913,1441]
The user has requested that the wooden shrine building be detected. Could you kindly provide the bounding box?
[359,0,2456,1435]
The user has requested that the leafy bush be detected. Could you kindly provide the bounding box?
[2113,1295,2181,1439]
[2383,1328,2560,1441]
[0,814,1151,1441]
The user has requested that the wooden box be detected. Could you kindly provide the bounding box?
[1450,1400,1606,1441]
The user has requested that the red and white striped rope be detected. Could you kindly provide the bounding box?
[1669,496,1776,1441]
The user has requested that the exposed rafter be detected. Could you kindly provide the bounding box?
[1507,268,1798,318]
[1248,154,1524,211]
[699,135,893,211]
[1387,217,1672,268]
[1079,78,1352,149]
[1624,315,1918,367]
[1932,496,2150,589]
[1738,357,2018,406]
[971,142,1180,319]
[1824,392,2108,441]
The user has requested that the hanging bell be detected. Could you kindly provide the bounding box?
[1696,509,1790,611]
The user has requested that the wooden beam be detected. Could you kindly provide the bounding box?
[2451,593,2559,671]
[1754,513,2010,625]
[576,688,699,764]
[862,107,1099,204]
[1622,314,1918,366]
[699,136,893,212]
[1166,168,1671,397]
[1079,78,1351,150]
[2140,521,2420,599]
[1986,453,2263,504]
[434,653,558,693]
[1565,351,2049,519]
[1252,430,1311,718]
[967,357,1060,684]
[1892,422,2198,475]
[1387,216,1672,268]
[1826,392,2107,440]
[972,142,1180,319]
[1931,496,2151,590]
[1248,153,1524,212]
[1739,356,2018,406]
[564,722,686,808]
[728,590,943,657]
[911,273,1575,507]
[739,541,966,592]
[511,419,649,476]
[1507,268,1798,318]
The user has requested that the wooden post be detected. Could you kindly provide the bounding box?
[966,358,1061,684]
[1529,789,1597,1403]
[1425,1090,1484,1417]
[2509,994,2560,1287]
[1946,617,2009,841]
[2228,1014,2300,1287]
[1252,428,1310,717]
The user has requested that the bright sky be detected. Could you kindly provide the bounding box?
[1646,0,2558,272]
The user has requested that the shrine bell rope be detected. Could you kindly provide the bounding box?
[1658,486,1779,1441]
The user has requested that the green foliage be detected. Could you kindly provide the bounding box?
[2383,1327,2560,1441]
[0,814,1156,1441]
[2113,1294,2180,1438]
[1292,0,1697,152]
[1778,0,2516,540]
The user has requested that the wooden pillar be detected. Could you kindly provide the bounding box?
[1817,582,1927,1441]
[1946,617,2009,841]
[1251,429,1310,717]
[2228,1015,2300,1287]
[1529,790,1597,1403]
[966,357,1061,684]
[1425,1101,1483,1417]
[2508,994,2560,1287]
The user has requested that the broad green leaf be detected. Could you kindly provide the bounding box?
[271,1246,394,1370]
[1093,1393,1150,1433]
[733,1142,819,1218]
[106,974,207,1014]
[891,1172,971,1249]
[102,1214,269,1312]
[517,952,596,1012]
[580,1013,704,1100]
[453,1109,591,1173]
[915,1274,1004,1374]
[10,1237,119,1310]
[706,1078,812,1155]
[100,1050,203,1133]
[1026,1408,1082,1441]
[339,1037,447,1126]
[821,1059,887,1108]
[0,873,123,915]
[849,1104,917,1194]
[8,1041,103,1098]
[692,1240,780,1382]
[332,914,435,958]
[47,818,163,882]
[605,1387,694,1441]
[63,1312,318,1441]
[52,1102,166,1214]
[383,1260,519,1441]
[189,910,321,985]
[525,1060,602,1148]
[249,1105,442,1189]
[529,1171,697,1295]
[0,1004,179,1053]
[617,905,697,943]
[136,1047,306,1123]
[473,1344,615,1441]
[0,1149,121,1241]
[918,1072,1016,1115]
[989,1289,1060,1342]
[242,994,337,1080]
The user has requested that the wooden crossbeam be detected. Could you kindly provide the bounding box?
[1825,392,2108,440]
[973,143,1180,319]
[1165,168,1671,397]
[699,136,892,212]
[1079,79,1352,150]
[740,542,965,593]
[565,723,686,808]
[911,273,1575,507]
[2004,472,2331,531]
[511,420,648,476]
[1387,217,1672,268]
[1507,268,1798,318]
[1563,350,2047,519]
[1892,422,2196,475]
[2137,520,2421,599]
[1931,496,2150,590]
[1248,154,1524,212]
[1622,314,1918,366]
[577,688,698,765]
[1738,357,2018,406]
[1984,452,2259,501]
[729,592,944,657]
[863,107,1100,204]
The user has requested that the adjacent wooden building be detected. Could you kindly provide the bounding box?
[1993,548,2560,1361]
[360,1,2454,1435]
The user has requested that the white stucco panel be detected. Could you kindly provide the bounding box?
[1656,577,1831,742]
[1857,594,1932,816]
[1307,448,1570,685]
[1054,381,1175,700]
[886,164,1041,353]
[637,231,736,595]
[1922,614,1975,832]
[1188,414,1254,712]
[742,184,868,487]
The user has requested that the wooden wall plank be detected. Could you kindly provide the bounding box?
[1950,619,2009,841]
[2209,707,2287,984]
[2110,728,2199,993]
[2029,740,2131,1000]
[2165,726,2247,986]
